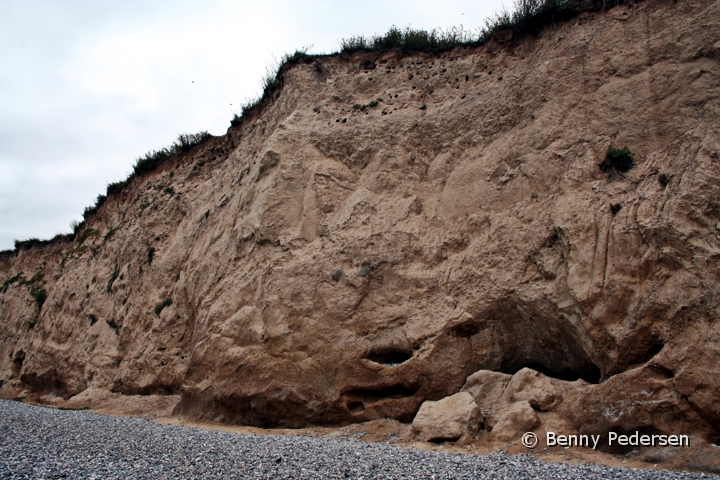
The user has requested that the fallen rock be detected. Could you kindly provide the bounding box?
[501,367,562,412]
[411,392,481,442]
[461,370,512,412]
[490,401,540,442]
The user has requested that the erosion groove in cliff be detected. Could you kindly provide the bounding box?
[1,0,720,461]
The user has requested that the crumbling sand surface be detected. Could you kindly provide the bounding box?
[2,0,720,473]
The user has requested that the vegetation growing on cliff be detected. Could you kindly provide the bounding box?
[600,147,635,173]
[340,0,636,53]
[133,131,212,176]
[1,271,46,313]
[29,285,47,311]
[231,48,313,126]
[1,273,23,294]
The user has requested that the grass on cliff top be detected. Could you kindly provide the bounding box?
[7,0,638,256]
[231,48,313,126]
[60,130,214,239]
[133,131,212,176]
[339,0,634,53]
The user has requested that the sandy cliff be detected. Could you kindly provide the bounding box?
[1,0,719,464]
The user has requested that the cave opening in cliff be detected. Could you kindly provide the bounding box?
[500,361,601,384]
[342,383,420,420]
[365,348,413,366]
[483,298,602,384]
[344,384,419,403]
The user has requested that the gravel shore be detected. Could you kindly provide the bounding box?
[0,400,711,479]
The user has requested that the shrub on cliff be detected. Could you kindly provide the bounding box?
[133,131,212,176]
[341,25,475,53]
[600,147,635,173]
[106,180,128,196]
[14,233,73,250]
[238,48,312,120]
[340,0,637,53]
[30,286,47,310]
[1,273,22,294]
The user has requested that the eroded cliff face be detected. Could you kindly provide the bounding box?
[1,0,719,451]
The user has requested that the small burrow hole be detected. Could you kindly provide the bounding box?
[366,349,413,366]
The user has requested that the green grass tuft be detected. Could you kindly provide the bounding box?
[106,180,128,196]
[30,286,47,311]
[341,25,477,54]
[104,226,119,241]
[237,48,312,120]
[340,0,633,54]
[1,273,23,294]
[76,228,100,245]
[14,238,59,251]
[600,147,635,173]
[133,131,212,177]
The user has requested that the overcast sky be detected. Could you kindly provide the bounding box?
[0,0,506,251]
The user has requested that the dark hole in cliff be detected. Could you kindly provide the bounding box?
[659,173,671,187]
[343,384,419,421]
[649,363,674,379]
[502,361,601,384]
[613,340,666,376]
[21,370,64,395]
[112,379,179,396]
[11,350,25,377]
[344,384,419,404]
[449,321,485,338]
[428,435,461,444]
[347,401,365,413]
[544,231,560,247]
[643,342,664,364]
[486,298,602,384]
[366,349,412,366]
